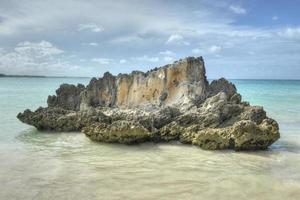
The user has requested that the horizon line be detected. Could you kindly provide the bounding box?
[1,74,300,81]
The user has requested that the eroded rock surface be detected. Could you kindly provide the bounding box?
[17,57,280,150]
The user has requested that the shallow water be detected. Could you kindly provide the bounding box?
[1,78,300,200]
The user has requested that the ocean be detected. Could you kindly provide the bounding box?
[0,77,300,200]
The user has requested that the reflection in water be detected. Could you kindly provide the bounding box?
[1,129,297,199]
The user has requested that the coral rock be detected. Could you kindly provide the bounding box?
[17,57,280,151]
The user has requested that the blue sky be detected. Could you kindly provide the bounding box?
[0,0,299,79]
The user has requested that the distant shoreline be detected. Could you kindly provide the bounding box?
[0,74,91,78]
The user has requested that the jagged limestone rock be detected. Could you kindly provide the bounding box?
[47,83,85,111]
[17,57,280,151]
[17,107,110,131]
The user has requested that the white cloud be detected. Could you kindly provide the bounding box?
[133,55,159,62]
[166,34,183,43]
[167,34,183,43]
[119,59,127,64]
[0,48,5,54]
[15,41,63,57]
[165,34,190,45]
[78,23,103,33]
[272,16,278,21]
[91,58,113,65]
[209,45,222,53]
[192,46,221,55]
[278,27,300,39]
[81,42,99,46]
[0,41,83,75]
[163,57,173,62]
[192,48,202,54]
[88,42,99,46]
[159,50,175,56]
[229,5,247,15]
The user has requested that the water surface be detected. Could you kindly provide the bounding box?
[1,78,300,200]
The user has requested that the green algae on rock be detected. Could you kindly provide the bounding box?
[17,57,280,150]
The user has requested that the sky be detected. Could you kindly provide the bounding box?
[0,0,300,79]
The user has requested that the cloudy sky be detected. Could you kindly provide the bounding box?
[0,0,299,79]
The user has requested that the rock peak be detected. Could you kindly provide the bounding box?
[49,56,210,110]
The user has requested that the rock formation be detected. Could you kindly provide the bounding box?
[17,57,280,150]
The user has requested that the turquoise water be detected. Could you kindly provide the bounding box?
[234,80,300,131]
[1,78,300,200]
